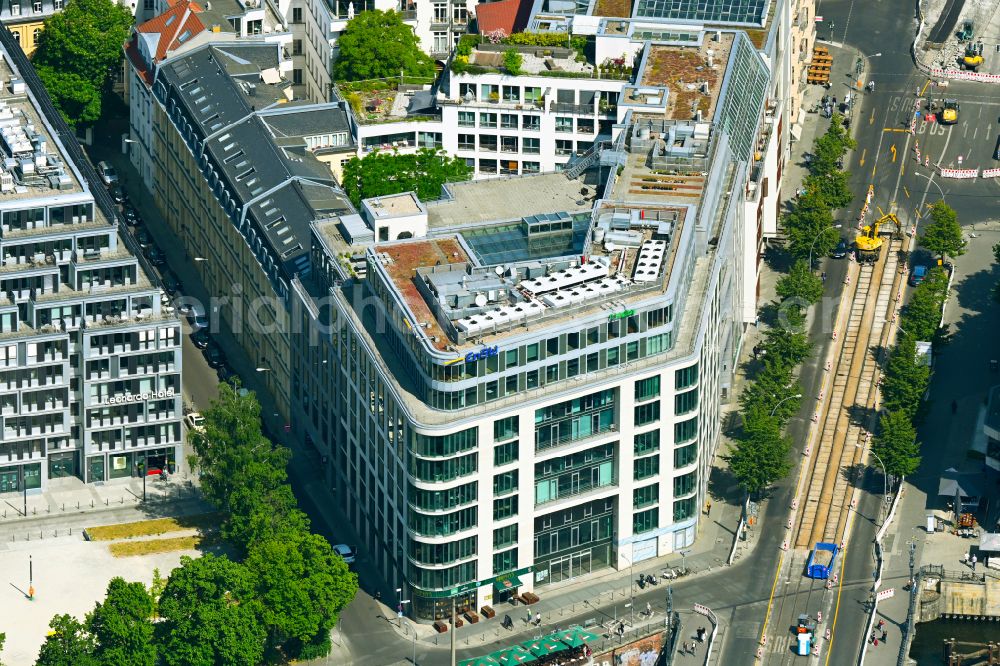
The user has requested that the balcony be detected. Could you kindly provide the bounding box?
[551,102,596,115]
[535,421,616,453]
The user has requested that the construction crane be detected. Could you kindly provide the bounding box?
[855,212,899,263]
[963,41,984,70]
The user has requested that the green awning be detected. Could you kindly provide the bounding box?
[458,657,501,666]
[547,625,601,648]
[521,637,570,657]
[493,574,523,592]
[488,645,537,666]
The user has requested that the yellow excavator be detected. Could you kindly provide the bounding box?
[939,99,960,125]
[962,41,984,70]
[855,212,900,263]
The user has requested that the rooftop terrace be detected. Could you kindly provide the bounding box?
[638,34,732,120]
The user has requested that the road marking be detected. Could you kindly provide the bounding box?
[903,186,909,198]
[823,494,854,665]
[757,544,786,663]
[859,148,867,166]
[920,79,931,96]
[891,145,896,162]
[870,108,875,125]
[883,128,909,133]
[872,163,877,178]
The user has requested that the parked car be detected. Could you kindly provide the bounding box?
[145,246,166,267]
[204,342,225,368]
[832,238,848,259]
[97,161,118,185]
[161,271,181,295]
[134,226,152,248]
[188,302,208,330]
[123,205,140,226]
[185,412,205,431]
[191,329,210,349]
[333,544,356,564]
[109,184,126,204]
[908,264,929,286]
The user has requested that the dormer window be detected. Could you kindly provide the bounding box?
[32,0,41,13]
[10,3,21,16]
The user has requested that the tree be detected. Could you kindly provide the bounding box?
[919,201,966,260]
[157,555,266,666]
[804,169,853,210]
[901,266,948,341]
[32,0,133,128]
[334,10,434,81]
[880,335,930,416]
[738,362,802,425]
[339,148,471,207]
[727,410,792,496]
[189,382,290,517]
[502,49,523,75]
[776,259,824,305]
[784,191,839,259]
[35,615,98,666]
[247,531,358,658]
[225,482,311,551]
[87,578,155,666]
[760,316,813,371]
[873,410,921,478]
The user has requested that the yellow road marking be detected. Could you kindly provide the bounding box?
[859,148,867,167]
[872,163,877,178]
[891,145,896,162]
[757,547,786,662]
[920,79,931,96]
[823,511,852,664]
[883,128,910,133]
[903,186,910,198]
[869,108,875,125]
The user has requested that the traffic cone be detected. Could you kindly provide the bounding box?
[832,330,838,340]
[792,499,799,509]
[787,518,793,529]
[812,412,819,423]
[825,361,831,371]
[817,611,823,623]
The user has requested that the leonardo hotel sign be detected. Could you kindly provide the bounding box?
[104,388,176,405]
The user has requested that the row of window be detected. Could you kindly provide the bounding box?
[458,111,542,130]
[633,497,697,534]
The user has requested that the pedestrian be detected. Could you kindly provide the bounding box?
[374,590,381,602]
[535,611,541,626]
[881,630,888,642]
[821,271,827,283]
[682,641,689,654]
[617,621,625,638]
[646,602,652,616]
[503,614,513,630]
[877,619,884,630]
[844,118,851,130]
[525,609,532,625]
[874,638,879,647]
[972,554,978,572]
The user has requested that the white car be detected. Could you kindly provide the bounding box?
[185,412,205,431]
[97,161,118,186]
[333,544,356,563]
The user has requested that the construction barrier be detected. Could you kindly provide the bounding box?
[929,68,1000,83]
[939,168,979,179]
[982,167,1000,178]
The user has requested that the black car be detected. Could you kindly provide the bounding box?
[145,246,166,266]
[204,343,225,368]
[832,238,848,259]
[161,271,181,295]
[123,205,140,226]
[191,329,210,349]
[134,227,152,248]
[109,184,126,204]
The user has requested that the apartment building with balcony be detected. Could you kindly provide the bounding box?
[149,41,354,420]
[0,44,183,493]
[289,30,766,620]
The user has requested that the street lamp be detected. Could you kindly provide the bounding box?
[621,552,635,629]
[255,367,271,373]
[193,257,208,262]
[808,223,843,270]
[770,393,803,417]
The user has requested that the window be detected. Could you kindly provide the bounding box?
[246,19,262,34]
[634,484,658,509]
[674,417,697,443]
[494,495,518,520]
[674,471,696,497]
[501,113,518,129]
[458,134,475,150]
[502,86,520,102]
[292,69,303,85]
[433,2,447,22]
[32,0,41,12]
[674,497,696,521]
[633,507,658,534]
[634,456,659,481]
[10,3,19,16]
[634,429,660,456]
[479,113,497,128]
[522,161,540,173]
[478,135,497,152]
[635,375,660,401]
[479,159,498,174]
[458,111,475,127]
[55,0,63,7]
[555,139,573,155]
[556,117,574,133]
[292,39,303,55]
[675,387,698,415]
[675,364,699,389]
[524,87,541,104]
[501,136,518,153]
[522,115,540,131]
[32,27,40,45]
[674,443,696,468]
[494,524,517,549]
[494,440,518,466]
[453,1,467,22]
[433,31,448,53]
[291,7,303,22]
[411,428,478,457]
[526,344,539,362]
[494,416,518,441]
[493,548,517,575]
[523,137,540,154]
[501,160,518,176]
[577,119,595,134]
[494,470,517,496]
[634,401,660,427]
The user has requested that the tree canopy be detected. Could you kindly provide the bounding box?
[340,148,471,208]
[35,615,98,666]
[873,410,921,478]
[880,335,930,417]
[334,10,435,82]
[776,259,824,305]
[919,201,966,260]
[88,579,156,666]
[33,0,133,128]
[727,409,792,496]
